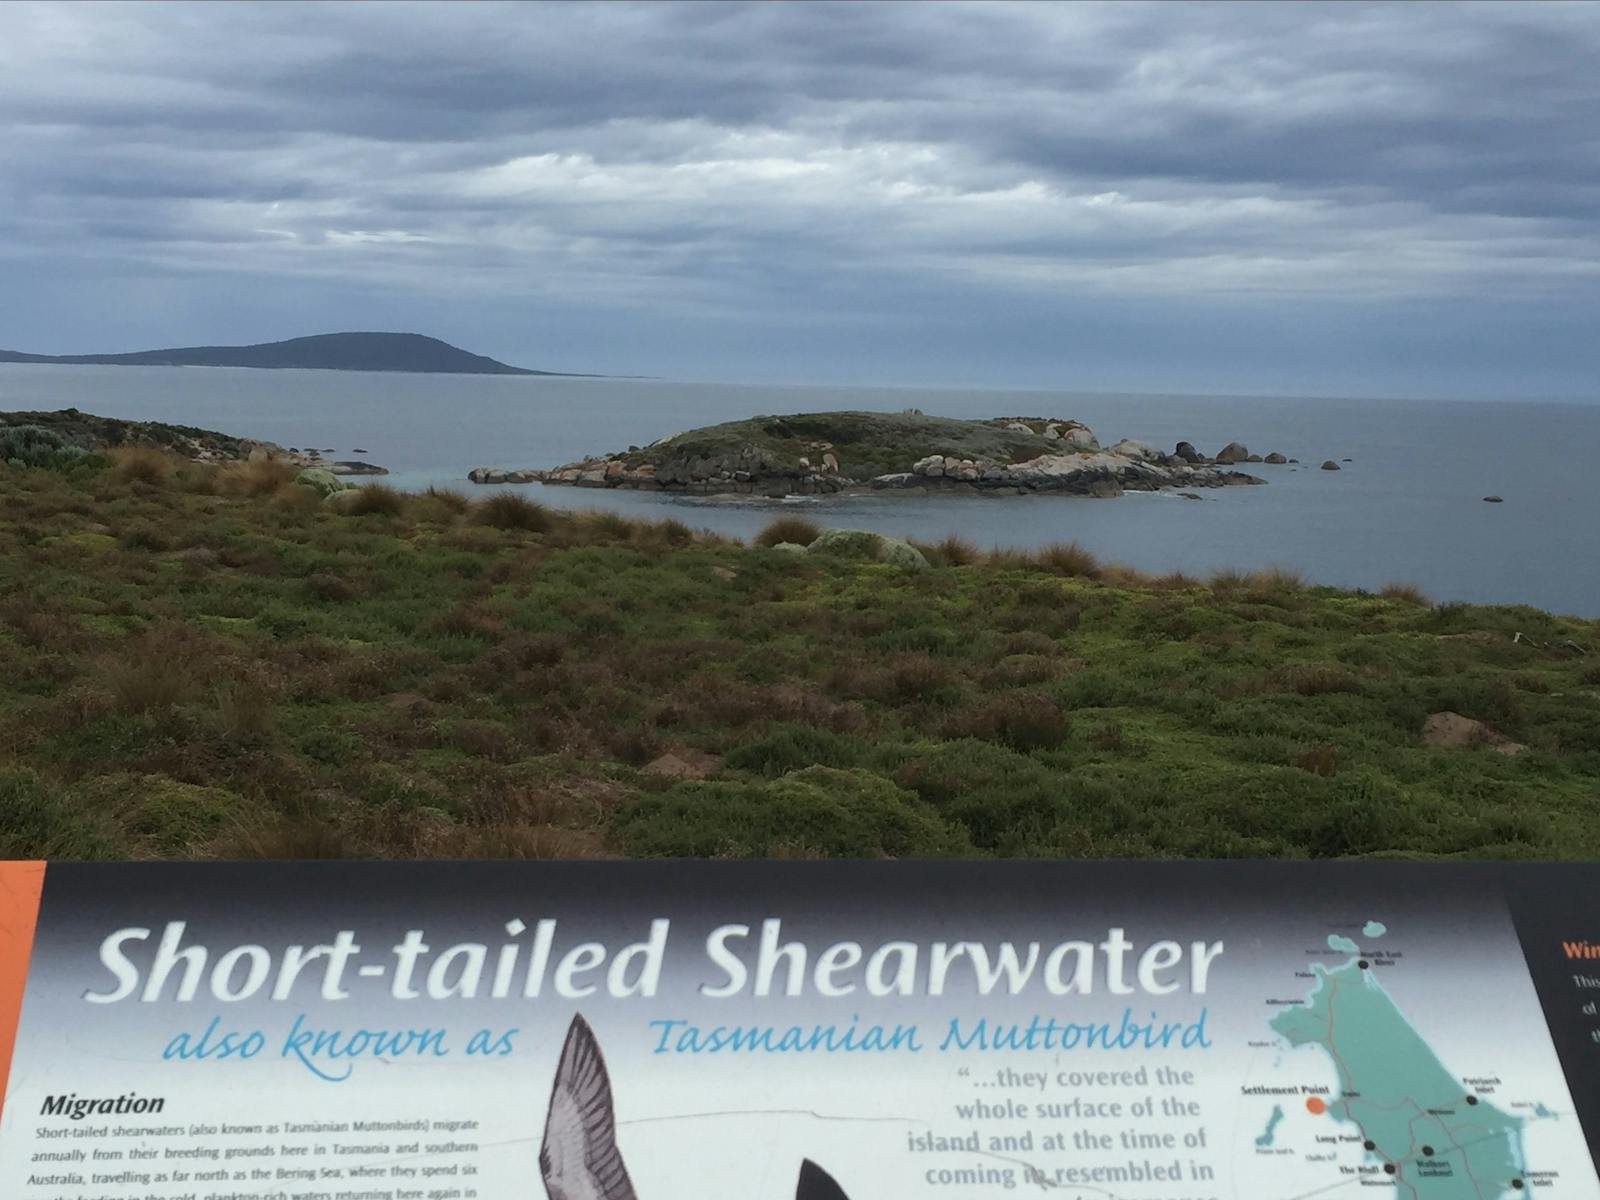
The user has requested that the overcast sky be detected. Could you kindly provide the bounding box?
[1,1,1596,396]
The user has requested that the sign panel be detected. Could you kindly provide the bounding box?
[2,860,1599,1199]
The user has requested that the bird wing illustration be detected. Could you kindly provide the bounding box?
[796,1159,852,1200]
[540,1014,639,1200]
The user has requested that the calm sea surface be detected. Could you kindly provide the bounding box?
[3,364,1596,615]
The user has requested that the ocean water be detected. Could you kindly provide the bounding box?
[2,364,1596,615]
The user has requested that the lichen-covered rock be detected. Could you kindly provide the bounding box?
[1060,425,1099,450]
[808,527,929,569]
[1108,438,1161,462]
[294,467,349,497]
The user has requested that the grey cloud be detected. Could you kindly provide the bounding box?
[0,0,1597,392]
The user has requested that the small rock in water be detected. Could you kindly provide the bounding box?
[1215,441,1250,463]
[1264,452,1287,464]
[1320,460,1341,471]
[353,447,369,454]
[1483,495,1504,503]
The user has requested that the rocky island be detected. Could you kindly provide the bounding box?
[469,410,1283,497]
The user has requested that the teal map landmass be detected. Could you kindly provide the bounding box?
[1270,928,1528,1198]
[1256,1103,1285,1148]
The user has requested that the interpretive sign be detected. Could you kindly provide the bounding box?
[2,859,1600,1199]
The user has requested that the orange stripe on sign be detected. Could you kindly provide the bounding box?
[0,861,46,1126]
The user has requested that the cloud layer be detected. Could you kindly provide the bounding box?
[2,1,1597,392]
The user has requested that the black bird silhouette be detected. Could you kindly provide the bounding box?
[795,1159,851,1200]
[539,1014,855,1200]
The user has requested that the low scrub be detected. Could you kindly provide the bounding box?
[613,767,972,857]
[1,452,1598,862]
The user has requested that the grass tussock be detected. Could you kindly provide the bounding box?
[917,534,981,567]
[214,458,299,498]
[108,446,175,486]
[1381,581,1433,607]
[755,515,823,547]
[340,482,407,516]
[474,491,552,532]
[1,447,1598,862]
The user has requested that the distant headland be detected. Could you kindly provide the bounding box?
[0,331,568,376]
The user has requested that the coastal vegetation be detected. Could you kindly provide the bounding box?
[2,431,1597,863]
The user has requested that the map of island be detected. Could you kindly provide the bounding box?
[1270,926,1528,1198]
[1256,1103,1285,1148]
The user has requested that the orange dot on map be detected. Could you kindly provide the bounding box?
[1306,1097,1328,1115]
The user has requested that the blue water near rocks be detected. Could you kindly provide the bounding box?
[3,364,1596,615]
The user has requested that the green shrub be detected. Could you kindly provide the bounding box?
[613,766,972,857]
[0,768,123,858]
[0,423,94,471]
[722,724,873,777]
[1296,769,1417,857]
[946,694,1071,752]
[72,773,243,856]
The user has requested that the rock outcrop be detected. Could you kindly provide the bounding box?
[294,467,349,497]
[875,450,1261,496]
[1421,711,1526,756]
[807,528,929,569]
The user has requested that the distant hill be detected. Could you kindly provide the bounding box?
[0,332,562,375]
